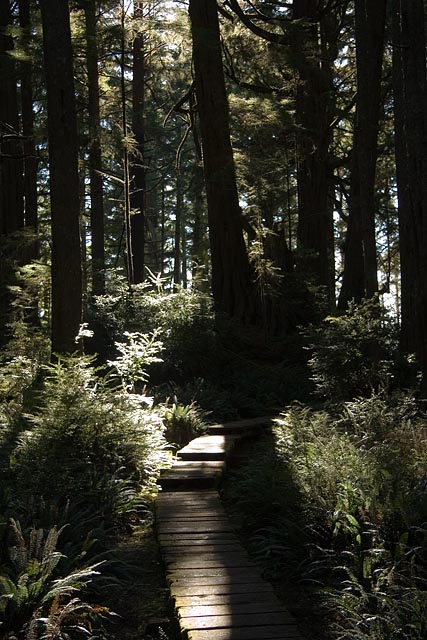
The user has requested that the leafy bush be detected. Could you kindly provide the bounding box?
[304,299,399,401]
[8,354,169,527]
[89,275,217,380]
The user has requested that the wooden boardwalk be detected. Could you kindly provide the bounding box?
[156,417,305,640]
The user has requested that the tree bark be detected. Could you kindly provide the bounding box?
[173,173,182,288]
[292,0,335,308]
[130,0,146,283]
[339,0,385,309]
[189,0,255,321]
[0,0,23,236]
[40,0,82,353]
[19,0,38,252]
[393,0,427,375]
[83,0,105,296]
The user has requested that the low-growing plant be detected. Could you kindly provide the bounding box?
[162,402,207,449]
[0,519,109,639]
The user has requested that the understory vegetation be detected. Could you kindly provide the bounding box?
[223,303,427,640]
[0,281,305,639]
[2,280,427,639]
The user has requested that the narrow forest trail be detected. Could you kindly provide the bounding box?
[155,417,306,640]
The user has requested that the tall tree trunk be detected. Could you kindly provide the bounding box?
[173,173,182,287]
[0,0,24,343]
[19,0,38,255]
[191,162,207,289]
[83,0,105,296]
[19,0,39,325]
[40,0,82,353]
[0,0,23,236]
[393,0,427,375]
[292,0,335,308]
[339,0,386,309]
[189,0,255,321]
[130,0,146,283]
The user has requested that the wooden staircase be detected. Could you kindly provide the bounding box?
[156,416,306,640]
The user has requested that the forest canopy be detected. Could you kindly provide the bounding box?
[0,0,426,372]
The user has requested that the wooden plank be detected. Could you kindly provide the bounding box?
[156,509,225,520]
[165,554,255,569]
[177,603,291,618]
[170,582,275,598]
[157,520,233,534]
[158,534,239,546]
[167,574,266,587]
[181,612,297,630]
[157,490,219,500]
[174,592,282,608]
[163,544,244,556]
[178,434,239,461]
[187,626,302,640]
[167,567,261,580]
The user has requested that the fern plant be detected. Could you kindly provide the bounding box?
[10,353,170,527]
[162,401,207,448]
[0,519,108,639]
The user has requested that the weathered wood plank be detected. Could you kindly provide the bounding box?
[170,581,275,598]
[156,510,225,521]
[163,544,244,556]
[177,603,292,618]
[178,434,240,461]
[187,626,302,640]
[174,592,281,608]
[167,567,261,581]
[181,611,297,630]
[157,520,233,533]
[165,554,255,569]
[157,490,220,500]
[158,534,239,545]
[168,574,268,587]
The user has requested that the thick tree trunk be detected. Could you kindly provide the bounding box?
[0,0,23,236]
[19,0,38,252]
[83,0,105,296]
[130,0,146,283]
[393,0,427,374]
[292,0,335,308]
[19,0,39,325]
[0,0,24,343]
[189,0,255,321]
[40,0,82,353]
[191,163,207,289]
[339,0,385,309]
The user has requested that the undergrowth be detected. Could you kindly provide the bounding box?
[224,396,427,639]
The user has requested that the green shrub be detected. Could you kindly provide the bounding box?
[89,275,217,380]
[9,354,170,527]
[304,299,399,401]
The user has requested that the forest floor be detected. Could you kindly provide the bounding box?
[104,521,181,640]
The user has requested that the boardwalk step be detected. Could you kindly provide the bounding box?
[158,461,224,490]
[178,434,240,461]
